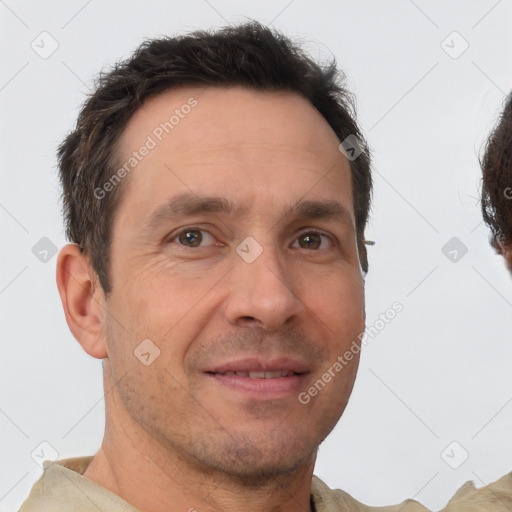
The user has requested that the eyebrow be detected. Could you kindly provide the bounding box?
[143,193,354,234]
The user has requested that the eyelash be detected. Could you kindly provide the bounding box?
[166,227,335,250]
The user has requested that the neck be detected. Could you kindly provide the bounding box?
[82,364,316,512]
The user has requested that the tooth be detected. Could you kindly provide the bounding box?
[265,371,283,379]
[224,370,298,379]
[248,371,265,379]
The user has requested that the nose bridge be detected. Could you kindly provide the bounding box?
[226,235,301,329]
[236,235,293,296]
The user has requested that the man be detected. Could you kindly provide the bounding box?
[19,21,511,512]
[482,91,512,268]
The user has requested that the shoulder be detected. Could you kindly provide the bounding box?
[311,475,430,512]
[311,472,512,512]
[440,472,512,512]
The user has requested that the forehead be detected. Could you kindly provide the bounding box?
[113,85,353,229]
[119,85,343,167]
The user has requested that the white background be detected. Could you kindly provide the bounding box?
[1,1,512,511]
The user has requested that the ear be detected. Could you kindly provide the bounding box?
[495,241,512,273]
[56,244,108,359]
[504,251,512,274]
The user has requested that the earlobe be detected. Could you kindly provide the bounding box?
[496,242,512,273]
[56,244,108,359]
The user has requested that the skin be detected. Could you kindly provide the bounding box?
[56,85,366,512]
[499,245,512,272]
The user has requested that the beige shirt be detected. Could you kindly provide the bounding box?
[18,456,512,512]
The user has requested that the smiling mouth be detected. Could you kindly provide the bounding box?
[205,369,308,399]
[203,356,310,398]
[208,370,302,379]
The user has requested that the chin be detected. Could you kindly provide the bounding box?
[188,429,317,486]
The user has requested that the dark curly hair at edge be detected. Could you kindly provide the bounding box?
[58,21,372,295]
[481,92,512,253]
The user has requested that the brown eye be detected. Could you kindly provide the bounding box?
[178,230,202,247]
[299,233,321,249]
[175,229,218,247]
[167,228,220,250]
[295,232,333,250]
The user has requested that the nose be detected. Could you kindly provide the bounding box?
[224,243,303,330]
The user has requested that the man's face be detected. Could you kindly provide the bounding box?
[102,86,365,480]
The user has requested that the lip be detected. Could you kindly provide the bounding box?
[205,356,310,374]
[204,356,310,399]
[207,373,307,398]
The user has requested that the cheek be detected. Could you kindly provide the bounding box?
[299,267,364,341]
[115,258,209,325]
[108,260,227,365]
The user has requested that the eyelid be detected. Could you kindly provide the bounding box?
[166,227,219,247]
[291,229,336,249]
[165,226,337,249]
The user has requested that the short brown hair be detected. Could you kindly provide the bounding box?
[58,21,372,294]
[481,92,512,251]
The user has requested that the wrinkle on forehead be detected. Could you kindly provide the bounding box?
[112,86,353,236]
[161,147,342,175]
[119,86,343,166]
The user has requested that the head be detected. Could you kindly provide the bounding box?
[56,22,372,483]
[481,91,512,269]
